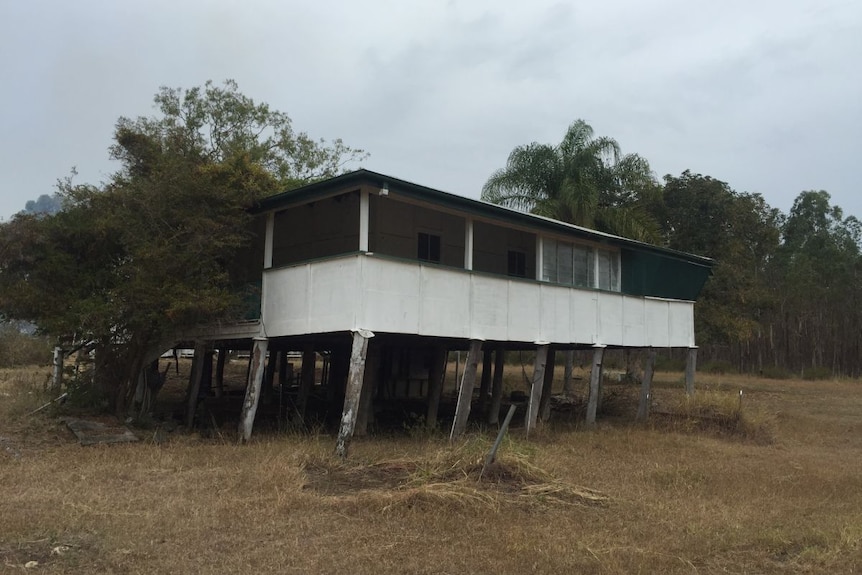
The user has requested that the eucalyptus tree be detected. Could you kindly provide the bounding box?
[481,119,660,242]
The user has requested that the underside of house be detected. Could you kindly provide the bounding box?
[176,169,713,455]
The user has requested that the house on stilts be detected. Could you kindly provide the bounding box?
[179,169,713,456]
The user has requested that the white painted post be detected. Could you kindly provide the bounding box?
[51,346,63,390]
[525,343,549,436]
[359,189,369,252]
[449,340,482,441]
[335,330,373,458]
[586,346,605,426]
[536,235,544,280]
[264,212,274,269]
[185,341,207,429]
[637,349,656,422]
[238,337,268,442]
[355,342,378,436]
[464,217,473,270]
[685,347,697,395]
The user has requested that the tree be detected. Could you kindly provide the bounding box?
[771,191,862,374]
[0,80,366,414]
[21,194,63,216]
[660,171,781,368]
[481,119,660,241]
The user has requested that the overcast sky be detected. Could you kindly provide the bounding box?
[2,0,860,223]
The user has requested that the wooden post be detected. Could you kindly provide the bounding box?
[488,347,505,425]
[297,343,315,420]
[539,347,556,422]
[637,349,656,422]
[278,350,289,386]
[335,330,373,458]
[238,337,268,442]
[478,349,493,416]
[525,344,549,436]
[449,339,482,441]
[214,348,226,398]
[562,349,574,396]
[426,346,447,429]
[262,349,277,405]
[685,347,697,395]
[51,346,64,390]
[185,341,207,429]
[201,349,214,397]
[355,342,379,436]
[585,346,605,426]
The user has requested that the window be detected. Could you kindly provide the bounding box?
[417,232,441,263]
[596,247,620,291]
[507,250,527,277]
[542,238,618,291]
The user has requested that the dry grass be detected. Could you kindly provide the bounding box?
[1,366,861,574]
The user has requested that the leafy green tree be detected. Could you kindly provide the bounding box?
[481,119,660,241]
[0,80,365,414]
[660,171,781,367]
[772,191,862,374]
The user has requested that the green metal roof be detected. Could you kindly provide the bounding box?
[253,169,714,282]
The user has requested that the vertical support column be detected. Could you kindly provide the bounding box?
[426,346,448,429]
[478,348,493,417]
[562,349,574,396]
[525,343,549,436]
[539,347,556,422]
[214,348,226,398]
[585,346,605,426]
[201,349,214,397]
[335,330,373,458]
[637,349,656,422]
[264,212,274,269]
[185,340,207,428]
[52,346,64,390]
[685,347,697,395]
[464,217,473,270]
[359,189,369,252]
[449,340,483,441]
[536,235,544,280]
[238,337,268,442]
[278,351,289,386]
[297,343,315,421]
[488,347,505,425]
[355,342,379,436]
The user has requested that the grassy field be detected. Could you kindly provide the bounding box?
[1,363,860,574]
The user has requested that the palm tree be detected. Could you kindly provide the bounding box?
[481,120,659,242]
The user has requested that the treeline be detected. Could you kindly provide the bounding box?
[657,171,861,377]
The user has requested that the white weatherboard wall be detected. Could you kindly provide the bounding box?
[261,254,695,347]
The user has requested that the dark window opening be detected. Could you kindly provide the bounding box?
[418,232,441,263]
[507,250,527,277]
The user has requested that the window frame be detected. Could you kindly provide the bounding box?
[417,231,442,263]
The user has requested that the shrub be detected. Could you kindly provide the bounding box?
[654,355,685,372]
[802,366,832,381]
[760,366,792,380]
[701,360,736,374]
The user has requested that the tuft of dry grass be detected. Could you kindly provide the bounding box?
[302,438,607,513]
